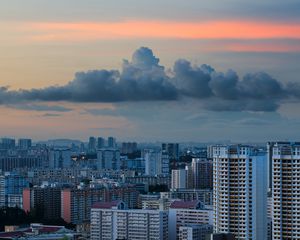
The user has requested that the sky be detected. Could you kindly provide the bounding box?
[1,0,300,142]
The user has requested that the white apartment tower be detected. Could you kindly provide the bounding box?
[213,145,267,240]
[272,142,300,239]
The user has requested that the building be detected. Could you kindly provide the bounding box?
[179,224,213,240]
[171,169,187,189]
[96,149,120,170]
[61,185,140,224]
[144,149,161,176]
[0,223,77,240]
[0,148,48,171]
[191,158,213,189]
[49,148,72,168]
[90,200,168,240]
[0,172,29,208]
[169,200,213,240]
[166,189,213,206]
[213,145,267,240]
[121,142,138,154]
[23,185,62,220]
[267,141,300,192]
[267,196,272,240]
[161,151,170,176]
[0,138,16,149]
[140,195,174,210]
[18,139,32,150]
[144,149,169,176]
[97,137,105,149]
[61,186,105,224]
[125,175,171,188]
[207,233,235,240]
[88,137,97,153]
[107,137,116,148]
[272,142,300,239]
[162,143,179,160]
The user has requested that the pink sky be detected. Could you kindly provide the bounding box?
[23,20,300,40]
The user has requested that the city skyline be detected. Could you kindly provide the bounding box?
[1,1,300,141]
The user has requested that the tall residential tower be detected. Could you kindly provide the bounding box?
[213,145,267,240]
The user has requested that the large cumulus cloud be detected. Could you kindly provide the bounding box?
[0,46,299,112]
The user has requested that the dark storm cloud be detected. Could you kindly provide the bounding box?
[0,47,300,112]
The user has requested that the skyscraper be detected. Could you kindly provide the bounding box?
[272,142,300,239]
[191,158,213,189]
[213,145,267,240]
[162,143,179,160]
[107,137,116,148]
[97,137,105,149]
[88,137,97,153]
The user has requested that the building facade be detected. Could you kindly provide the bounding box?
[213,145,267,240]
[272,142,300,239]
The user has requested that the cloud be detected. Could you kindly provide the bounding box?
[41,113,62,117]
[0,47,300,112]
[7,103,72,112]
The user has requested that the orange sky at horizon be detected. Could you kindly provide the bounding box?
[22,20,300,42]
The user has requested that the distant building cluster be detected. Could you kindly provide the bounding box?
[0,137,299,239]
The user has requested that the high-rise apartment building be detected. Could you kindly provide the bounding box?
[0,172,29,208]
[144,149,169,176]
[162,143,179,160]
[23,185,62,220]
[171,169,187,189]
[18,138,32,150]
[88,137,97,153]
[191,158,213,189]
[272,142,300,239]
[0,138,16,149]
[96,149,120,170]
[61,187,105,224]
[97,137,105,149]
[107,137,116,148]
[121,142,138,154]
[90,200,168,240]
[61,185,140,224]
[49,148,72,168]
[213,145,267,240]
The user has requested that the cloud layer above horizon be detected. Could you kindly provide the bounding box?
[1,47,300,112]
